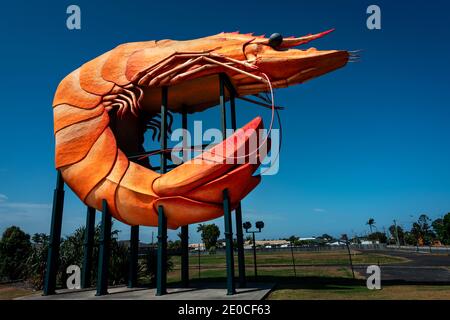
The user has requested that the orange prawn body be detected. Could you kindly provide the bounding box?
[53,37,264,229]
[52,31,349,228]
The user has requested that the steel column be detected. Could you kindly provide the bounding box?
[181,108,189,161]
[160,86,168,173]
[156,86,168,296]
[181,109,190,287]
[219,74,227,135]
[234,204,246,287]
[181,225,189,287]
[43,170,65,295]
[128,225,139,288]
[156,205,167,295]
[220,74,236,295]
[96,199,112,296]
[229,89,246,288]
[229,90,237,128]
[198,243,201,278]
[252,232,257,279]
[223,189,236,295]
[81,206,96,289]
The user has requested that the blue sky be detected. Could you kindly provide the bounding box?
[1,0,449,243]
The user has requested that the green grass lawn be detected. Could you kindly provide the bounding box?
[268,280,450,300]
[168,266,353,282]
[163,249,407,286]
[164,249,449,300]
[168,249,406,274]
[138,249,399,285]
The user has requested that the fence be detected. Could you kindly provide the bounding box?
[386,245,450,254]
[152,245,369,282]
[117,243,450,286]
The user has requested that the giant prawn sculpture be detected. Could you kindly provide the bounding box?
[53,30,349,229]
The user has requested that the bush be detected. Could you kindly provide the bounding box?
[25,233,49,289]
[1,224,174,289]
[57,225,130,288]
[24,223,132,290]
[143,250,173,285]
[0,226,32,281]
[58,227,85,286]
[108,239,129,286]
[367,232,387,244]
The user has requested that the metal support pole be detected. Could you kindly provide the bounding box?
[156,86,168,296]
[156,205,167,295]
[229,89,246,288]
[96,199,112,296]
[220,74,236,294]
[181,225,189,287]
[219,74,227,135]
[198,242,201,279]
[223,189,236,295]
[160,86,168,173]
[81,206,96,289]
[128,225,139,288]
[235,204,246,287]
[181,109,190,287]
[181,107,189,161]
[43,170,65,295]
[252,232,257,279]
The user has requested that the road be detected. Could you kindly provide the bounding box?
[356,249,450,284]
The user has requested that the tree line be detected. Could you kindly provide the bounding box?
[0,221,224,289]
[387,213,450,246]
[0,224,172,289]
[361,213,450,246]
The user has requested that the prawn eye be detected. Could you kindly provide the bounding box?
[268,33,283,48]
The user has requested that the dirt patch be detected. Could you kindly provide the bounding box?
[0,285,35,300]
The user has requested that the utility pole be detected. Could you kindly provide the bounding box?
[342,234,355,279]
[290,240,297,277]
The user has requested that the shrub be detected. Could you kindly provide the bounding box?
[143,250,173,285]
[0,226,32,281]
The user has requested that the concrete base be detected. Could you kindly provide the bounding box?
[18,283,274,300]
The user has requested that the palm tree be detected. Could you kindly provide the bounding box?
[366,218,376,234]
